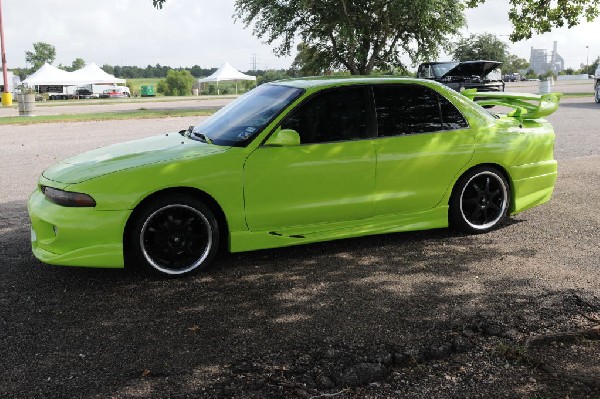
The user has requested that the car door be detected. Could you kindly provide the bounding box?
[372,84,475,215]
[244,86,376,232]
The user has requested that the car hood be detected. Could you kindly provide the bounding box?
[442,61,502,79]
[43,133,229,184]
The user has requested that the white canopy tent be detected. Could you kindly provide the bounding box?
[198,62,256,94]
[22,63,73,86]
[23,62,124,86]
[69,63,125,85]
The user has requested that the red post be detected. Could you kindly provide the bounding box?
[0,0,13,106]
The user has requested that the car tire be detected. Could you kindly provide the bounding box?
[595,84,600,104]
[128,194,219,276]
[449,166,510,234]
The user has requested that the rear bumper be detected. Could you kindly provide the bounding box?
[510,160,558,214]
[28,189,128,268]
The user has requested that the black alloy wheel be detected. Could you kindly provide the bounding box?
[450,167,510,234]
[129,194,219,276]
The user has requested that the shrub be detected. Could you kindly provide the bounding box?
[157,70,195,96]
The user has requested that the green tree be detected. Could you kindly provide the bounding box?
[466,0,600,41]
[503,54,529,74]
[101,64,115,75]
[525,69,537,79]
[154,0,600,45]
[451,33,508,63]
[540,70,556,81]
[156,0,465,75]
[451,33,529,74]
[60,58,86,72]
[256,70,292,85]
[70,58,86,71]
[291,42,336,77]
[588,56,600,76]
[157,70,195,96]
[25,42,57,70]
[235,0,465,75]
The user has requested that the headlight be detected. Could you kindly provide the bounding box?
[41,186,96,207]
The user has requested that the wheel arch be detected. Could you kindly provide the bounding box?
[123,187,230,258]
[449,163,515,212]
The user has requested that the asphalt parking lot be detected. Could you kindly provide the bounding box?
[1,94,599,398]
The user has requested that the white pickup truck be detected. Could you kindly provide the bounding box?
[595,66,600,104]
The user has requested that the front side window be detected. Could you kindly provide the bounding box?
[192,84,304,146]
[281,86,370,144]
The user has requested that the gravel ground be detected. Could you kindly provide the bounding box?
[0,96,599,398]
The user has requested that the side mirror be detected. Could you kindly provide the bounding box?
[264,128,300,147]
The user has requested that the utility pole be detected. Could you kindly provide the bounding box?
[0,0,13,107]
[586,45,590,76]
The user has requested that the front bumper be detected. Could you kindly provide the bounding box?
[28,189,130,268]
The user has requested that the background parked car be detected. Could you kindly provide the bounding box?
[417,60,505,93]
[100,87,130,98]
[75,88,93,99]
[595,66,600,104]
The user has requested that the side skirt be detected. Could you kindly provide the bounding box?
[229,206,449,253]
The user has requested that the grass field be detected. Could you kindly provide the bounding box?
[0,108,217,125]
[126,78,163,97]
[125,78,255,96]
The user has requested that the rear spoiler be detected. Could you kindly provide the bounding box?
[461,89,562,119]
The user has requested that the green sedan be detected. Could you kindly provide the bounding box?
[28,77,561,276]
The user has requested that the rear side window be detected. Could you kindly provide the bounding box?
[439,96,469,130]
[373,84,468,136]
[281,86,370,144]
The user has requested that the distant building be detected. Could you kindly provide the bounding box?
[529,41,564,75]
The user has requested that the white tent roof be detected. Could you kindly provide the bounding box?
[22,63,73,85]
[198,62,257,83]
[23,62,125,86]
[70,63,125,84]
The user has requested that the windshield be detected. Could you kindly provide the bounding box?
[419,62,459,79]
[431,62,458,78]
[191,84,304,146]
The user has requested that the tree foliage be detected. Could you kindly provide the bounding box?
[503,54,529,74]
[59,58,86,72]
[157,70,195,96]
[467,0,600,41]
[25,42,56,70]
[451,33,508,63]
[153,0,600,45]
[291,42,336,76]
[256,69,292,85]
[99,63,217,79]
[451,33,529,74]
[70,58,86,71]
[232,0,465,75]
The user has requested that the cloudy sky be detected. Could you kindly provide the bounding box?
[2,0,599,72]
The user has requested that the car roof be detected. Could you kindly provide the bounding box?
[269,76,435,89]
